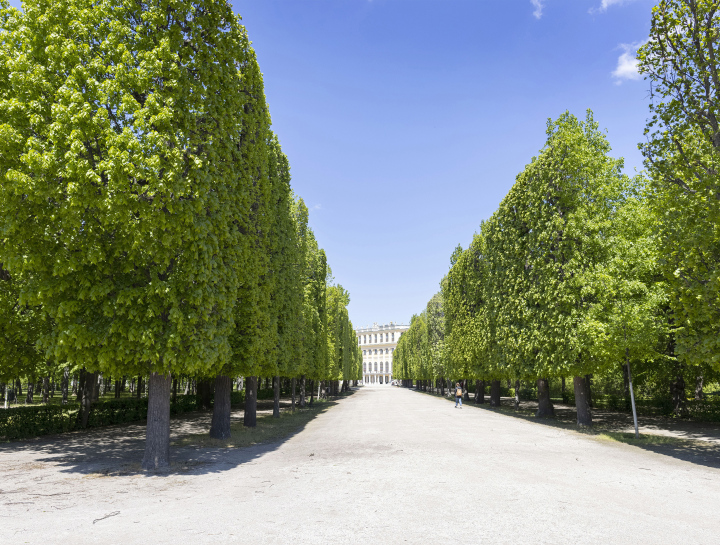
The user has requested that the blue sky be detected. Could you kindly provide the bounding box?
[9,0,656,329]
[230,0,656,329]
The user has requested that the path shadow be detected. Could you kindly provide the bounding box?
[0,399,337,478]
[406,387,720,470]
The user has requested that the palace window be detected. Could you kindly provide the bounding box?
[374,362,377,372]
[392,332,394,341]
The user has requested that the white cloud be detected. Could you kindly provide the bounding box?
[591,0,638,14]
[530,0,544,19]
[312,204,322,211]
[612,42,645,83]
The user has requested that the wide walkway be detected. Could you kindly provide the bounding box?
[2,387,719,543]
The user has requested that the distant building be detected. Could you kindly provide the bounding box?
[355,322,409,385]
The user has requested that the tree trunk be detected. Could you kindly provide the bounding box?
[300,375,306,408]
[243,376,257,428]
[172,378,178,404]
[573,376,592,427]
[536,378,554,418]
[477,380,485,404]
[514,380,520,409]
[76,372,84,402]
[210,375,232,439]
[77,369,98,428]
[584,374,593,408]
[622,363,631,411]
[93,374,100,402]
[309,379,315,407]
[695,373,704,400]
[141,372,172,470]
[463,380,470,401]
[561,376,566,402]
[670,371,688,417]
[61,368,69,405]
[490,379,501,407]
[273,375,280,418]
[291,377,296,412]
[184,378,190,395]
[197,378,214,410]
[42,376,49,403]
[25,381,34,404]
[136,375,142,399]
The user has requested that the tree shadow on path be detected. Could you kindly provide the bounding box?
[0,398,340,478]
[408,387,720,471]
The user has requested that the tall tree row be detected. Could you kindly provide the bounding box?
[0,0,359,467]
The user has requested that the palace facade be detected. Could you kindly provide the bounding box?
[355,322,409,385]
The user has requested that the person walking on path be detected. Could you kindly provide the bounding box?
[455,383,463,409]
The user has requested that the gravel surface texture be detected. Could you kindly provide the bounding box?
[2,386,719,544]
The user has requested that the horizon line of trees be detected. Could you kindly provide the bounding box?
[394,0,720,430]
[0,0,360,468]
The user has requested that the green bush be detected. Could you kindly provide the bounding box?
[0,405,76,440]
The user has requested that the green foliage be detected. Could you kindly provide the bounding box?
[638,0,720,370]
[0,0,258,378]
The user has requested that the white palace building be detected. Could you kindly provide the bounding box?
[356,322,409,385]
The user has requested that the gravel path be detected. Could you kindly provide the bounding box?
[2,386,719,544]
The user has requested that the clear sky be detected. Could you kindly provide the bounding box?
[8,0,657,329]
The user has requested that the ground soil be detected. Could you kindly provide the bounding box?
[2,387,719,544]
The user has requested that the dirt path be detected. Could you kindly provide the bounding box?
[2,387,719,544]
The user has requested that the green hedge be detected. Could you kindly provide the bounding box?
[0,387,292,441]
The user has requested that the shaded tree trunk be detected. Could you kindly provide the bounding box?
[61,367,69,404]
[584,374,593,409]
[670,370,688,417]
[25,381,34,404]
[77,369,98,428]
[300,375,306,408]
[291,377,296,412]
[490,380,501,407]
[309,379,315,407]
[477,380,486,404]
[142,372,172,470]
[463,380,470,401]
[172,378,178,404]
[114,378,121,399]
[622,363,631,411]
[136,375,142,398]
[273,375,280,418]
[196,378,214,410]
[243,376,257,428]
[695,373,704,400]
[536,378,554,418]
[76,372,84,402]
[93,374,100,402]
[561,377,566,402]
[514,379,520,409]
[210,375,232,440]
[573,376,592,427]
[42,377,49,403]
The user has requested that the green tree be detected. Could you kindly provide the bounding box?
[0,0,258,468]
[637,0,720,371]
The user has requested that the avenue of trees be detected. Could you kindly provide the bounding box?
[0,0,361,468]
[394,0,720,429]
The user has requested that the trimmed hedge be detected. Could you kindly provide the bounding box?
[0,387,290,441]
